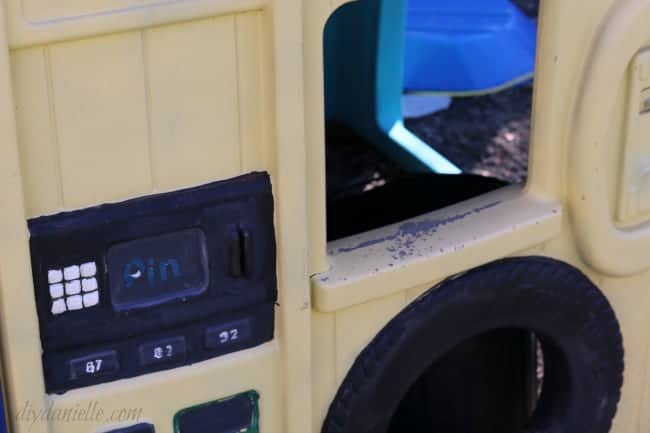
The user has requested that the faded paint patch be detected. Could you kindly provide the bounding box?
[335,201,501,255]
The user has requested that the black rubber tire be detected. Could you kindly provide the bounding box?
[321,257,624,433]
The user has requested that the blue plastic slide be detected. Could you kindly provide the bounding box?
[404,0,537,94]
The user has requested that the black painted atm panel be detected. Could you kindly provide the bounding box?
[28,172,277,393]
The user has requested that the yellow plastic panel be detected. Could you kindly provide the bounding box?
[617,48,650,224]
[334,292,406,382]
[268,0,314,427]
[405,282,438,303]
[21,0,187,22]
[302,0,330,276]
[49,32,152,210]
[145,16,240,191]
[8,1,266,52]
[0,6,50,432]
[540,212,606,287]
[236,12,268,173]
[11,47,62,218]
[570,0,650,275]
[311,311,336,433]
[25,0,168,23]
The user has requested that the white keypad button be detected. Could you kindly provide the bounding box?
[65,280,81,295]
[80,262,97,278]
[49,283,64,299]
[63,265,80,281]
[47,261,101,315]
[66,295,83,310]
[48,269,63,284]
[82,277,98,292]
[83,291,99,307]
[51,299,67,315]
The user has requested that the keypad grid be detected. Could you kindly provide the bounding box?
[48,262,100,315]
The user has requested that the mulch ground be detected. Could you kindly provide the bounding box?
[326,86,533,199]
[406,86,532,184]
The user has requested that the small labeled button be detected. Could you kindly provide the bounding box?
[69,351,119,380]
[65,280,81,295]
[51,299,66,315]
[138,336,187,367]
[49,283,64,299]
[82,277,98,292]
[83,291,99,307]
[48,269,63,284]
[63,265,80,281]
[66,295,83,310]
[80,261,97,278]
[205,319,252,349]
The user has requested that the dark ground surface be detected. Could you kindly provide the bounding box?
[325,86,533,200]
[406,86,533,184]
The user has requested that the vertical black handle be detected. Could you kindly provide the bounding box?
[228,224,254,278]
[228,226,242,278]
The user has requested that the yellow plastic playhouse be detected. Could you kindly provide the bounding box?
[1,0,650,432]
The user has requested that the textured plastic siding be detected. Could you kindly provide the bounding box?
[11,12,268,218]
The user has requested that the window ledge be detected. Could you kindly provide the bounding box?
[311,185,562,312]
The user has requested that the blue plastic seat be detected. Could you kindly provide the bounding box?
[324,0,461,174]
[323,0,537,173]
[404,0,537,94]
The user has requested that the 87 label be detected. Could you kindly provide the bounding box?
[70,351,119,380]
[85,359,103,374]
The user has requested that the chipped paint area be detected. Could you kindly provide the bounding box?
[315,186,561,285]
[334,201,501,256]
[311,186,563,312]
